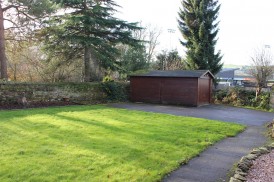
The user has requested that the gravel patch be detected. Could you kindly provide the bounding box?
[246,150,274,182]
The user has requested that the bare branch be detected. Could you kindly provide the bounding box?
[2,5,20,12]
[17,9,36,21]
[3,18,18,26]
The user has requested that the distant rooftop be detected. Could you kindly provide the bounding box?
[216,68,240,79]
[131,70,214,78]
[221,68,240,72]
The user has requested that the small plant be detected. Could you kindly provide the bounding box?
[0,78,8,83]
[102,75,114,83]
[257,94,271,110]
[214,89,228,100]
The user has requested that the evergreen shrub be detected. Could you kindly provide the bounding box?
[214,87,271,110]
[100,81,129,102]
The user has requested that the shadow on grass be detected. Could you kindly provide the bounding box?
[0,104,245,181]
[0,105,108,122]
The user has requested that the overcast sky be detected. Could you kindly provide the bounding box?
[115,0,274,66]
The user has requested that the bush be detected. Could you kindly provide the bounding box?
[100,81,129,102]
[257,94,271,110]
[214,87,271,110]
[214,89,228,100]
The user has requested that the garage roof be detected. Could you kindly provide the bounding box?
[131,70,214,78]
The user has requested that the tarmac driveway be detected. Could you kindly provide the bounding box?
[111,103,273,126]
[110,103,274,182]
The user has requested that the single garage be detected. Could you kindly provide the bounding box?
[130,70,214,107]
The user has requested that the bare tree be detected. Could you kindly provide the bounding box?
[249,47,273,98]
[133,23,161,62]
[0,1,57,79]
[146,24,161,62]
[6,30,83,83]
[155,49,183,70]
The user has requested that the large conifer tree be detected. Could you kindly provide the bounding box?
[178,0,223,75]
[41,0,141,82]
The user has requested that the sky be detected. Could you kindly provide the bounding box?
[115,0,274,66]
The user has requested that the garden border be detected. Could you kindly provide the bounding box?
[229,143,274,182]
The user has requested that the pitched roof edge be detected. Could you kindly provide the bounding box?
[201,70,215,79]
[130,70,215,78]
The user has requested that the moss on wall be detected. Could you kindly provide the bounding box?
[0,82,101,104]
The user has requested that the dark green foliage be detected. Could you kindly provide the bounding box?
[100,81,129,101]
[214,87,271,110]
[118,45,149,74]
[154,50,183,70]
[255,94,271,110]
[16,0,57,17]
[178,0,223,75]
[39,0,141,81]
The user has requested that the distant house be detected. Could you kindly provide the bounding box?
[130,70,214,107]
[216,68,257,87]
[216,68,239,82]
[216,68,239,87]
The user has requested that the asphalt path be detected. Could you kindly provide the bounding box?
[110,103,274,182]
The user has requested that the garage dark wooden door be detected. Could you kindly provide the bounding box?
[198,78,210,105]
[161,78,198,105]
[131,77,200,106]
[130,77,161,103]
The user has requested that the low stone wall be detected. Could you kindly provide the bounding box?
[0,82,106,104]
[230,143,274,182]
[271,93,274,108]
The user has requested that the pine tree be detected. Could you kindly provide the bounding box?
[41,0,141,82]
[118,45,148,74]
[178,0,223,75]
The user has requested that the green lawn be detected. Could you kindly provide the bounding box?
[0,105,245,181]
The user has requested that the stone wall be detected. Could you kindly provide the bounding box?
[230,143,274,182]
[271,92,274,108]
[0,82,107,104]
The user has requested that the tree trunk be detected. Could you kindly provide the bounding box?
[84,46,91,82]
[256,87,262,99]
[0,5,8,79]
[89,48,102,81]
[84,46,102,82]
[13,63,17,81]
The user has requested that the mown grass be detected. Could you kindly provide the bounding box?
[0,105,245,181]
